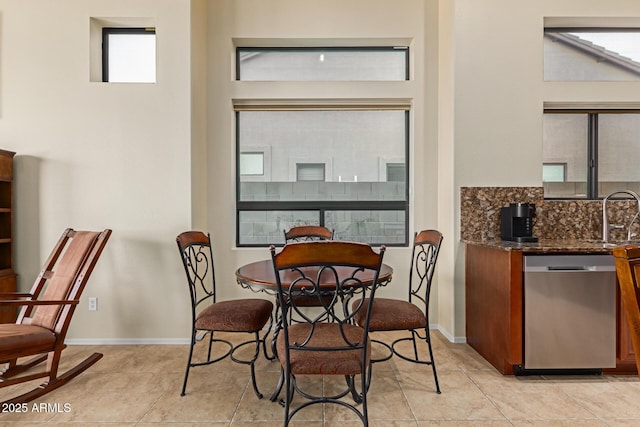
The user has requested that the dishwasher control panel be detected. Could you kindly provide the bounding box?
[524,254,615,272]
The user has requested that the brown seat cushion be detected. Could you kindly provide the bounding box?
[276,322,370,375]
[0,324,56,361]
[353,298,426,331]
[195,298,273,332]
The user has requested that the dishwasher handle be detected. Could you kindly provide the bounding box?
[547,266,595,271]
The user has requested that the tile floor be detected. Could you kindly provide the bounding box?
[2,330,640,426]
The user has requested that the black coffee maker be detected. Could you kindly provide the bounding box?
[500,202,538,243]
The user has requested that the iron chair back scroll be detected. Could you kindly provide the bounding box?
[176,231,273,398]
[281,225,336,318]
[354,229,443,393]
[613,244,640,376]
[0,228,111,404]
[270,240,386,426]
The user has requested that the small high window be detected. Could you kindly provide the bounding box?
[102,27,156,83]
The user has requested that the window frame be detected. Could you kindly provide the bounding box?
[543,108,640,200]
[235,46,410,81]
[102,27,156,83]
[235,109,410,247]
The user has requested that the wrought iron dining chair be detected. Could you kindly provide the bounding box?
[283,225,334,243]
[354,229,443,393]
[0,228,111,404]
[613,244,640,377]
[282,225,335,317]
[176,231,273,398]
[270,240,386,426]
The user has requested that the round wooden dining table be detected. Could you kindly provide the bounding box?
[235,259,394,293]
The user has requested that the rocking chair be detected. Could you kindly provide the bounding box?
[0,228,112,404]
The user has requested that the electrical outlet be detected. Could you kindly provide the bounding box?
[88,297,98,311]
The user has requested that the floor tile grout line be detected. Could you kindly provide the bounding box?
[132,371,172,425]
[548,379,616,427]
[393,362,420,425]
[229,377,251,426]
[459,367,516,426]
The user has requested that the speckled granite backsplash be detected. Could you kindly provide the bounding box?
[461,187,640,242]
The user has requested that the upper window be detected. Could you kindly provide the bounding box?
[544,28,640,81]
[543,111,640,199]
[236,47,409,81]
[102,28,156,83]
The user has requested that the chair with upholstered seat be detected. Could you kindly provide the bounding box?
[613,244,640,377]
[0,228,112,404]
[176,231,273,398]
[354,229,443,394]
[270,240,386,426]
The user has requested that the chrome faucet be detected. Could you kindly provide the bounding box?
[602,190,640,242]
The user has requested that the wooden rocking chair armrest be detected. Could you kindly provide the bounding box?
[0,292,34,298]
[0,299,79,306]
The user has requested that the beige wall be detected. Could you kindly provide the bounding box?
[0,0,193,341]
[4,0,640,343]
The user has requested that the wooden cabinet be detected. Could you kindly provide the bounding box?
[610,292,639,374]
[0,150,16,324]
[465,243,523,374]
[466,242,638,375]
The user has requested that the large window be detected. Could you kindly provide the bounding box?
[543,111,640,199]
[236,108,409,246]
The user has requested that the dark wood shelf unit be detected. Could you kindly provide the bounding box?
[0,149,16,323]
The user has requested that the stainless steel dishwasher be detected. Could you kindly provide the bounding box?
[523,254,616,371]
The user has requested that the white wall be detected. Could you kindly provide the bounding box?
[0,0,193,341]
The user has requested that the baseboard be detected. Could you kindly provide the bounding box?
[431,323,467,344]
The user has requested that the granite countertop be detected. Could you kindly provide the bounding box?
[462,238,639,253]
